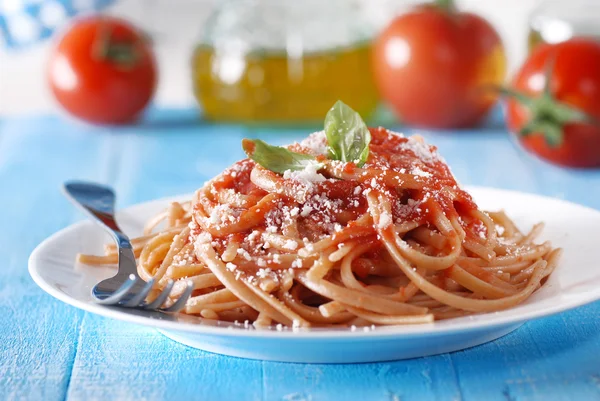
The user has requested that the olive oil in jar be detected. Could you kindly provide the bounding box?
[192,0,378,123]
[192,43,378,123]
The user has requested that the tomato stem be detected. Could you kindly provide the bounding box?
[91,17,140,69]
[91,16,111,61]
[496,53,599,147]
[434,0,456,12]
[498,86,593,147]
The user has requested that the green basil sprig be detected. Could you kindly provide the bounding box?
[241,100,370,174]
[242,139,321,174]
[324,100,371,167]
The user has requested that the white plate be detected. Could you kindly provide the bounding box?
[29,187,600,363]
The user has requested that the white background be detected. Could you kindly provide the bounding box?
[0,0,541,116]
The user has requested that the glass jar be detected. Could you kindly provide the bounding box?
[528,0,600,53]
[191,0,379,124]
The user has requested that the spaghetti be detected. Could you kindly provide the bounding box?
[80,113,560,329]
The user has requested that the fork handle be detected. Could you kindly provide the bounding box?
[63,181,137,275]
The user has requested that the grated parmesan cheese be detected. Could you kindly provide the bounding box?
[378,211,392,229]
[283,240,298,250]
[195,232,212,244]
[236,248,252,261]
[283,163,326,184]
[247,230,261,242]
[411,167,432,178]
[208,204,238,227]
[257,268,271,278]
[300,205,313,217]
[400,136,440,165]
[299,130,329,156]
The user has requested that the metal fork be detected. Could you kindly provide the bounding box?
[63,181,193,312]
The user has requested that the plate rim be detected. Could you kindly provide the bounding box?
[28,186,600,339]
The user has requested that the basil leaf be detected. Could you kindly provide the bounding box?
[242,139,320,174]
[324,100,371,167]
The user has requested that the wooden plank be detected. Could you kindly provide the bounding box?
[3,112,600,400]
[56,121,600,400]
[112,122,249,204]
[0,116,113,401]
[447,303,600,401]
[261,354,463,401]
[65,315,264,401]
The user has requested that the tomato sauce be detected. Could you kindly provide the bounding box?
[366,127,477,224]
[199,127,479,248]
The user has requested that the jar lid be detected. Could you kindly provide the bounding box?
[202,0,373,54]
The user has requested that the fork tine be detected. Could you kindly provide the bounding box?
[160,281,194,313]
[123,278,155,307]
[144,280,174,310]
[94,274,137,305]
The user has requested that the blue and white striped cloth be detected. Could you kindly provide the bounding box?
[0,0,113,49]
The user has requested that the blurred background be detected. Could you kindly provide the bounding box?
[2,0,600,174]
[0,0,581,117]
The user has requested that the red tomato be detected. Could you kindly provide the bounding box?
[505,38,600,168]
[372,2,506,129]
[48,17,157,125]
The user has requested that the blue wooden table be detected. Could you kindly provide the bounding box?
[1,108,599,401]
